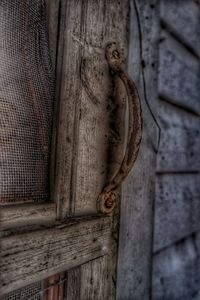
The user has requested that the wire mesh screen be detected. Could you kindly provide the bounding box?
[1,273,68,300]
[1,282,42,300]
[0,0,55,203]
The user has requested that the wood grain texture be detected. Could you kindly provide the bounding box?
[0,216,112,296]
[153,232,200,300]
[51,0,83,217]
[65,267,81,300]
[0,203,56,229]
[77,207,119,300]
[160,0,200,58]
[154,174,200,252]
[159,30,200,115]
[71,0,129,215]
[65,256,116,300]
[49,0,128,217]
[46,2,127,299]
[117,1,159,299]
[157,100,200,172]
[80,256,110,300]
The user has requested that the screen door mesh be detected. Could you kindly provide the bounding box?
[0,0,55,203]
[1,273,68,300]
[1,282,42,300]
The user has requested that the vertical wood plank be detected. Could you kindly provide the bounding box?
[47,0,129,218]
[50,0,84,218]
[65,268,81,300]
[46,1,158,299]
[47,0,131,219]
[80,256,113,300]
[70,0,129,215]
[79,205,119,300]
[117,1,159,299]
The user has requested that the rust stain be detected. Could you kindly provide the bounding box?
[97,42,142,214]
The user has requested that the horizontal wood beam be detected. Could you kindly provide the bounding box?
[0,215,112,296]
[0,203,56,229]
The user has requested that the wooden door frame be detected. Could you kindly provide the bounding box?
[0,1,123,297]
[0,1,159,299]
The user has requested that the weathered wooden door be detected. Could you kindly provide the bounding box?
[0,1,158,299]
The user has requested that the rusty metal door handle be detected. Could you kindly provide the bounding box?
[97,42,142,214]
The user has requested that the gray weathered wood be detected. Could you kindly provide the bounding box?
[79,206,119,300]
[44,2,128,300]
[117,1,159,299]
[154,174,200,252]
[51,0,84,217]
[50,0,128,217]
[70,0,129,215]
[153,232,200,300]
[153,1,200,299]
[65,267,81,300]
[50,1,128,299]
[0,216,112,296]
[0,1,158,299]
[157,100,200,172]
[153,1,200,300]
[80,256,111,300]
[159,30,200,115]
[0,203,56,229]
[65,257,115,300]
[160,0,200,58]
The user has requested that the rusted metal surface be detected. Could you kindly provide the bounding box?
[97,42,142,214]
[44,272,65,300]
[97,190,117,214]
[45,274,59,300]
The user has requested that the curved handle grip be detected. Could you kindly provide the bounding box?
[97,42,143,214]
